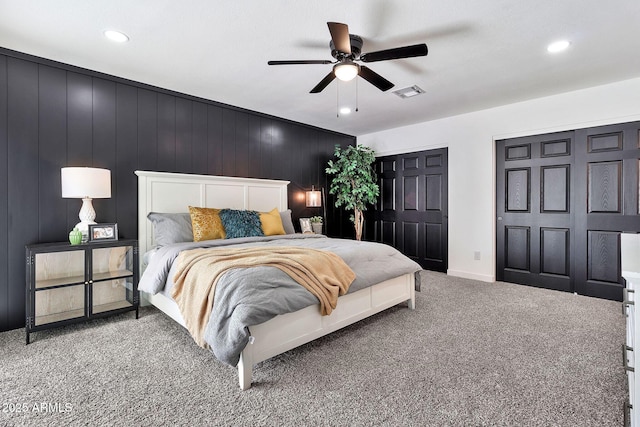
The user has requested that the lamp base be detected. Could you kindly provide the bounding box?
[76,197,97,243]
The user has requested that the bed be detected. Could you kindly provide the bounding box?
[136,170,420,390]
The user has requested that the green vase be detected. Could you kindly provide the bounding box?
[69,227,83,245]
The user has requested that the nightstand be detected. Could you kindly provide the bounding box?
[25,239,139,344]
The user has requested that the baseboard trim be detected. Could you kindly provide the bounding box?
[447,269,495,283]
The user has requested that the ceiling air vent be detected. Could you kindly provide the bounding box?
[393,85,425,99]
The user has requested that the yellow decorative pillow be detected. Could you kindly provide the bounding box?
[259,208,286,236]
[189,206,226,241]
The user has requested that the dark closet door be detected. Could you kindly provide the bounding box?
[497,121,640,301]
[374,148,448,272]
[496,132,575,292]
[574,122,640,300]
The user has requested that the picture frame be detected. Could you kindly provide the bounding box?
[299,218,313,234]
[88,223,118,242]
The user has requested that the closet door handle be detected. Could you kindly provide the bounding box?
[622,343,634,372]
[625,288,633,299]
[624,399,632,427]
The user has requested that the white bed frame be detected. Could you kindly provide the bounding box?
[136,170,415,390]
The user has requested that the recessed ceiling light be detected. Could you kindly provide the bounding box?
[339,107,351,115]
[547,40,570,53]
[104,30,129,43]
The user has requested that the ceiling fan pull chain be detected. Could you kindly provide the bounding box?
[356,77,359,113]
[336,80,340,118]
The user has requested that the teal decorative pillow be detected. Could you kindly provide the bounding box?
[219,209,264,239]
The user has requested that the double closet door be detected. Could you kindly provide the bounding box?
[496,121,640,301]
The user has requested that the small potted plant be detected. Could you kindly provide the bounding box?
[309,216,323,234]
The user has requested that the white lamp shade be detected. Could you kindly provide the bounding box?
[61,167,111,199]
[306,190,322,207]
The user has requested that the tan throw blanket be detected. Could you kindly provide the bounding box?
[171,246,356,348]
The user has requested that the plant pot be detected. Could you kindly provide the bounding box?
[311,223,323,234]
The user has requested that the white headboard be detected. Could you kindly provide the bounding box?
[135,171,290,257]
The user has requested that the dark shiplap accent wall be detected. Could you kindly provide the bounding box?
[0,48,355,331]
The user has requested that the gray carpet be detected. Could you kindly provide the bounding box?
[0,271,626,426]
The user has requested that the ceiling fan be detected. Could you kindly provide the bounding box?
[268,22,428,93]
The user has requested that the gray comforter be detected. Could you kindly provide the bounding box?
[138,234,421,366]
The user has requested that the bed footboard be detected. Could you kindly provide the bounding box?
[237,272,415,390]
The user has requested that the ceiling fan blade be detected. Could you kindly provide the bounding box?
[360,43,428,63]
[327,22,351,55]
[358,66,394,91]
[310,72,336,93]
[268,60,333,65]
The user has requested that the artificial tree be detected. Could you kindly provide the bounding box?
[326,144,379,240]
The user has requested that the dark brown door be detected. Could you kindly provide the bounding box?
[373,148,448,272]
[574,122,640,299]
[497,121,640,301]
[496,132,575,293]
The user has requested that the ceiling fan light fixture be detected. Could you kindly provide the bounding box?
[333,62,359,81]
[269,21,428,93]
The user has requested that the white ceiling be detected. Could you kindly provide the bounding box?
[1,0,639,136]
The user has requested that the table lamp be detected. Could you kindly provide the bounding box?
[305,186,322,208]
[305,185,326,234]
[61,167,111,241]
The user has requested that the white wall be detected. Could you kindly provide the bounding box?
[359,77,640,282]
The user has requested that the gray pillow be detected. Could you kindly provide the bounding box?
[280,209,295,234]
[147,212,193,247]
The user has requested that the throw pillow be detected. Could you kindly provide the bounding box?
[189,206,226,241]
[260,208,286,236]
[219,209,264,239]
